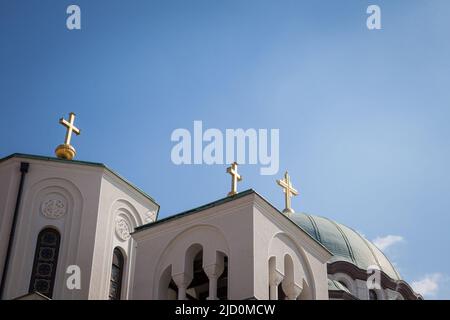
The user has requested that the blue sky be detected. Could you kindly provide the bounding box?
[1,0,449,298]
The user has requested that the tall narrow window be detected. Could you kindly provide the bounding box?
[29,228,61,298]
[188,250,208,300]
[217,256,228,300]
[109,248,124,300]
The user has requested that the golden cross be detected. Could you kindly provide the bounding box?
[226,162,242,196]
[276,171,299,214]
[59,112,80,145]
[55,112,81,160]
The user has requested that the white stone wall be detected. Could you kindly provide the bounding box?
[252,197,331,300]
[132,192,332,300]
[88,172,158,299]
[0,156,158,300]
[0,160,21,286]
[132,194,255,300]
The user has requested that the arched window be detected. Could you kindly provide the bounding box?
[109,248,124,300]
[217,255,228,300]
[188,250,209,300]
[29,228,61,298]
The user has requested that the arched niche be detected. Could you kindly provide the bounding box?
[13,177,83,299]
[154,225,230,299]
[329,272,357,297]
[158,265,176,300]
[268,232,315,300]
[104,199,143,300]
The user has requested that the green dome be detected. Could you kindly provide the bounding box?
[290,212,401,281]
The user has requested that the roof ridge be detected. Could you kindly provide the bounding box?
[324,217,357,265]
[134,192,333,256]
[304,213,322,242]
[361,235,402,280]
[0,153,159,206]
[350,228,382,269]
[344,224,401,280]
[135,189,256,231]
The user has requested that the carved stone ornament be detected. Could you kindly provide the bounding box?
[115,218,131,241]
[41,198,67,219]
[144,211,156,223]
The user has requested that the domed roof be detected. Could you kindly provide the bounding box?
[290,212,401,281]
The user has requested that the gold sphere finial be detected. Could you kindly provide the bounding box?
[55,144,76,160]
[55,112,80,160]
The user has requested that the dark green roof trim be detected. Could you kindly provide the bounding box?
[0,153,106,167]
[0,153,160,212]
[133,189,332,256]
[135,189,255,232]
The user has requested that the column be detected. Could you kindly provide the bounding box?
[282,281,303,300]
[172,273,193,300]
[269,269,284,300]
[203,262,224,300]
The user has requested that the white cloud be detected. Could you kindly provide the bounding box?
[372,235,404,251]
[411,273,442,297]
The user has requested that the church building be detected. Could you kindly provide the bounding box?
[0,113,421,300]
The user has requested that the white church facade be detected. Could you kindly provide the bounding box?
[0,114,421,300]
[0,153,421,300]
